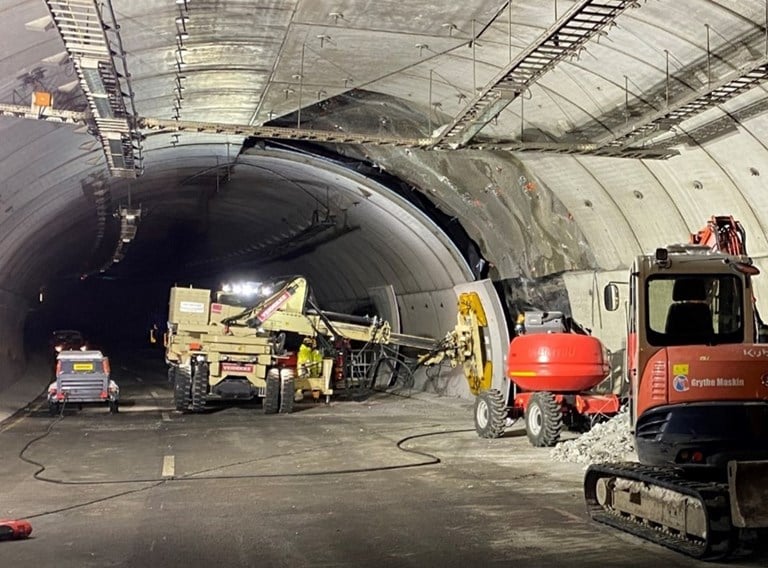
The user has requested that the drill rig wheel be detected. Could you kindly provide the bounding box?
[474,389,507,439]
[173,366,192,412]
[279,371,295,414]
[191,361,209,412]
[525,391,563,447]
[263,369,280,414]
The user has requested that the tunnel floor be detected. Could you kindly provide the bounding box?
[1,350,766,568]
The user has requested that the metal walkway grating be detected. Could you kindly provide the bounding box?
[598,57,768,150]
[430,0,640,149]
[45,0,142,178]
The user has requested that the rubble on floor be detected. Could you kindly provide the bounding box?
[550,408,637,466]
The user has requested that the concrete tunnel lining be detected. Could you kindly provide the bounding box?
[2,141,510,405]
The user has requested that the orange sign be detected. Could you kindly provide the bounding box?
[33,91,53,107]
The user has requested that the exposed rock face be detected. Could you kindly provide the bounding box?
[288,90,598,282]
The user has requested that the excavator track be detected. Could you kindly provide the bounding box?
[584,462,742,561]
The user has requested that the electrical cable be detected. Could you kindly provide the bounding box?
[368,350,417,391]
[14,406,473,519]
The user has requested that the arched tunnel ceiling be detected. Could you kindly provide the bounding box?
[114,146,473,299]
[3,0,768,333]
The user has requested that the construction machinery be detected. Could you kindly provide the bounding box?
[471,310,621,446]
[165,275,484,413]
[583,218,768,559]
[690,214,746,256]
[47,350,119,415]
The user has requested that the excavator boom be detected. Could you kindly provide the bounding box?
[689,214,747,255]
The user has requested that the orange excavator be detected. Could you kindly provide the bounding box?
[583,216,768,559]
[690,214,746,256]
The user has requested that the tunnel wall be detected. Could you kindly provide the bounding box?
[0,290,29,394]
[398,289,471,398]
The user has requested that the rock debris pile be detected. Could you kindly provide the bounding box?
[550,408,637,466]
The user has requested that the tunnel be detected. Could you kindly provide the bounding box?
[6,2,768,566]
[18,138,485,386]
[4,0,768,400]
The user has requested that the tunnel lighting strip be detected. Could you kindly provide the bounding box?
[597,56,768,149]
[429,0,642,149]
[44,0,142,179]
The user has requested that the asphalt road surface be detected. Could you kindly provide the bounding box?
[1,349,766,567]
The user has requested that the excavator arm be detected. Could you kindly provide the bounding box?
[689,215,747,255]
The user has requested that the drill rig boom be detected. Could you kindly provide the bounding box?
[165,276,491,412]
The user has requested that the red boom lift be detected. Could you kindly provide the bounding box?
[473,309,621,446]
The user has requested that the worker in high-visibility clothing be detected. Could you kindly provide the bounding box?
[298,336,322,377]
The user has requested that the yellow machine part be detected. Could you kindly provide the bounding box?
[456,291,492,396]
[465,360,493,396]
[457,291,487,326]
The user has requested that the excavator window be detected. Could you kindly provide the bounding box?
[646,274,744,346]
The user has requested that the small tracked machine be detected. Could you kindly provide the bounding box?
[584,217,768,560]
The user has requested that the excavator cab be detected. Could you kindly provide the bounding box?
[619,246,765,467]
